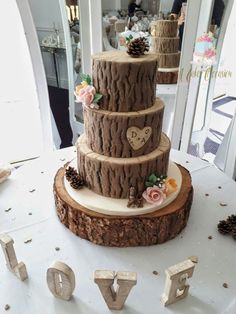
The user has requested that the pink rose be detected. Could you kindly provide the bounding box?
[142,186,166,205]
[81,91,94,107]
[78,86,88,98]
[84,85,96,95]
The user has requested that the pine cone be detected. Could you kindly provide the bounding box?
[65,166,78,182]
[217,220,232,235]
[127,37,149,58]
[70,177,84,190]
[226,214,236,227]
[232,226,236,240]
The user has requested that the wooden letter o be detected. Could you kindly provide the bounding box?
[47,261,75,301]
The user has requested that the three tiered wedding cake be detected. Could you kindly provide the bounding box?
[53,50,193,247]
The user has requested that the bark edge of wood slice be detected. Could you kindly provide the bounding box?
[53,164,193,247]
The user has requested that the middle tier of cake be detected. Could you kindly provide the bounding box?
[84,98,164,158]
[77,133,170,199]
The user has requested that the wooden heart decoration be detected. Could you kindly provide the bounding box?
[127,127,152,151]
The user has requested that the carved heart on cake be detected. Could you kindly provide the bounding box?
[127,127,152,150]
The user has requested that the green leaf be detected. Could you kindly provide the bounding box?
[93,93,103,103]
[80,73,92,85]
[145,181,154,188]
[148,174,157,184]
[125,35,133,43]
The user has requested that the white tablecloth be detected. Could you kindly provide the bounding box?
[0,147,236,314]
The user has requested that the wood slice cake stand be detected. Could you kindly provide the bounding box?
[53,164,193,247]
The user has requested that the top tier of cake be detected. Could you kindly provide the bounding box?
[151,20,178,38]
[92,51,158,112]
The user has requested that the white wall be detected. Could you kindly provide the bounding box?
[159,0,173,13]
[0,0,45,162]
[214,0,236,96]
[102,0,122,10]
[29,0,68,88]
[29,0,62,28]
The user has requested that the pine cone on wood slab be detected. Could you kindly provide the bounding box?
[70,177,84,190]
[65,166,78,182]
[65,166,84,190]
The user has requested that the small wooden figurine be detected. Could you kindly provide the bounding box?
[127,187,144,208]
[47,261,75,301]
[161,260,195,306]
[94,270,137,310]
[0,233,28,281]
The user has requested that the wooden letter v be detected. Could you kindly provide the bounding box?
[94,270,137,310]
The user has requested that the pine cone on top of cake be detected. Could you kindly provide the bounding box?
[126,36,149,58]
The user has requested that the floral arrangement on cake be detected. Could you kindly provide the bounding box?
[75,74,103,109]
[193,32,216,65]
[142,174,177,205]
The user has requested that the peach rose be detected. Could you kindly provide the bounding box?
[75,81,88,95]
[142,186,166,205]
[165,178,177,196]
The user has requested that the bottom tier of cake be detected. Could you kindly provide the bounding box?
[64,160,182,216]
[53,164,193,247]
[77,133,170,199]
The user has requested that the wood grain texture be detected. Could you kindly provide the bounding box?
[151,37,179,54]
[157,71,178,84]
[151,20,178,38]
[94,270,137,310]
[161,260,195,306]
[157,52,180,68]
[77,133,170,198]
[47,261,75,301]
[53,164,193,247]
[92,51,158,112]
[0,234,28,281]
[84,99,164,158]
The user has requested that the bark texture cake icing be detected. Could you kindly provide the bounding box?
[77,133,170,198]
[151,19,180,84]
[76,51,171,198]
[92,51,158,112]
[84,99,164,158]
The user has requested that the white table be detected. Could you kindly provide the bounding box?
[0,147,236,314]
